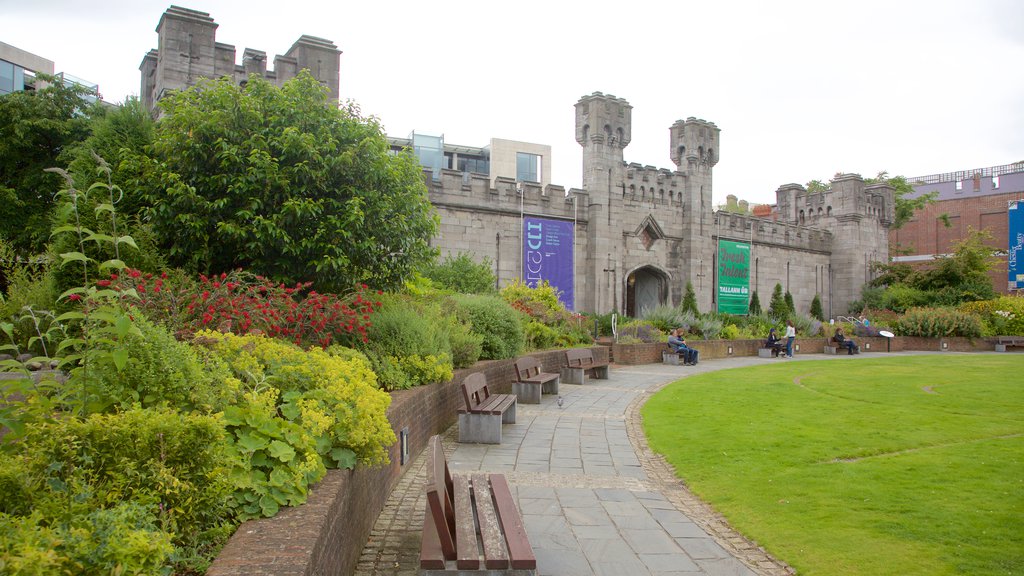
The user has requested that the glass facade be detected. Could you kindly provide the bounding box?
[457,156,490,175]
[0,60,25,95]
[516,152,540,183]
[412,132,444,180]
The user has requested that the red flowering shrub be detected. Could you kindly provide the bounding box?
[103,269,382,348]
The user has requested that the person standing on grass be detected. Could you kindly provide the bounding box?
[784,320,796,358]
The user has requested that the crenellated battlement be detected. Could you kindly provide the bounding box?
[424,169,579,221]
[714,211,832,253]
[618,163,687,209]
[776,174,895,227]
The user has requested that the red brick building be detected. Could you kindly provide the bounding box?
[891,162,1024,293]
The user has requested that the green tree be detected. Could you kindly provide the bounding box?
[784,290,795,316]
[866,171,945,230]
[810,293,824,321]
[768,283,787,319]
[748,290,762,315]
[139,72,438,292]
[421,252,496,294]
[0,75,100,254]
[681,281,698,315]
[915,228,998,303]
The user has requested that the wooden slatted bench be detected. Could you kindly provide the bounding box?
[561,348,609,384]
[823,337,839,355]
[458,373,516,444]
[421,435,537,575]
[663,344,682,365]
[995,336,1024,352]
[512,356,559,405]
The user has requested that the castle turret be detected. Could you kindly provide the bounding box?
[576,92,631,204]
[670,117,720,311]
[575,93,632,313]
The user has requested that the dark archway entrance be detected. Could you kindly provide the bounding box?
[625,266,669,317]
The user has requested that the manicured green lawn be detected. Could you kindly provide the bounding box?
[642,355,1024,575]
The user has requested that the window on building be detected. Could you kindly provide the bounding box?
[955,180,963,191]
[457,156,490,175]
[516,152,541,183]
[993,176,1000,189]
[0,60,23,95]
[411,132,444,180]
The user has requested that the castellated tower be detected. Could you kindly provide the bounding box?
[575,93,632,313]
[774,174,894,315]
[671,117,720,312]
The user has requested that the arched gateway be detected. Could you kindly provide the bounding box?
[625,266,670,318]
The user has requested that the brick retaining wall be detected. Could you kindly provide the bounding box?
[206,339,996,574]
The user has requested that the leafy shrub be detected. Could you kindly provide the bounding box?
[681,282,699,314]
[453,294,523,360]
[362,293,455,389]
[447,318,483,368]
[221,386,326,520]
[20,408,232,562]
[810,294,824,321]
[617,320,663,343]
[84,309,239,413]
[421,252,496,294]
[720,324,741,340]
[894,307,982,338]
[524,320,558,350]
[959,296,1024,336]
[0,505,175,575]
[196,331,394,466]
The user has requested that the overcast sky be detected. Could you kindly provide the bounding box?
[4,0,1023,205]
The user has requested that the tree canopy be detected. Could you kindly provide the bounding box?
[139,71,438,293]
[0,76,101,254]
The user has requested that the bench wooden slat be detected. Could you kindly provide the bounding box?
[488,474,536,570]
[454,474,479,570]
[419,503,446,569]
[471,473,510,570]
[425,437,456,562]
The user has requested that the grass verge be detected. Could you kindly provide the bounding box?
[641,355,1024,575]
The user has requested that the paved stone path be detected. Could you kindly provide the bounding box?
[355,352,934,576]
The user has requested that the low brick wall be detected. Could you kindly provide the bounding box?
[608,336,1001,365]
[207,346,604,576]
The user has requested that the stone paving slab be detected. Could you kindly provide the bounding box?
[355,351,952,576]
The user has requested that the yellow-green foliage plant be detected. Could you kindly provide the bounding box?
[959,295,1024,336]
[197,331,394,466]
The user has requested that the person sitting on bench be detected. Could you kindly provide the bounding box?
[833,327,859,355]
[764,327,784,357]
[668,328,699,365]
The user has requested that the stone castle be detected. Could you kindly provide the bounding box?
[141,6,894,318]
[426,91,893,317]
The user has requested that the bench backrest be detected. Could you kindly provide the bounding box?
[513,356,542,380]
[425,435,457,560]
[565,348,595,368]
[461,373,493,412]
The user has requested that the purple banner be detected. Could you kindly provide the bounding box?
[522,217,574,310]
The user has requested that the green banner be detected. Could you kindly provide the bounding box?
[717,240,750,314]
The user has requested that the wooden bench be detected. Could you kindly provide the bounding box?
[995,336,1024,352]
[458,373,516,444]
[823,337,839,355]
[512,356,559,404]
[663,344,682,365]
[421,435,537,575]
[560,348,609,384]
